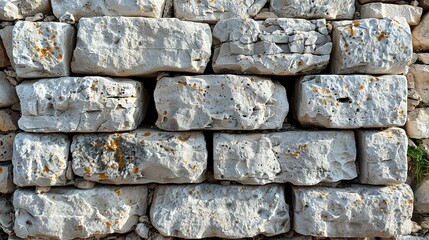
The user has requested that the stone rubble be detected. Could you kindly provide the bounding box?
[405,108,429,139]
[0,0,51,21]
[413,12,429,51]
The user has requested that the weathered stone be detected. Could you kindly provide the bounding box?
[405,108,429,139]
[72,17,211,77]
[0,163,14,193]
[0,0,51,21]
[0,26,14,69]
[417,53,429,64]
[407,65,429,103]
[52,0,165,20]
[71,129,207,184]
[212,18,332,76]
[150,183,290,238]
[155,75,288,131]
[395,236,426,240]
[359,0,401,3]
[293,184,413,237]
[174,0,267,23]
[421,0,429,10]
[12,21,75,78]
[0,72,18,108]
[13,186,148,239]
[360,3,423,26]
[407,89,421,112]
[357,128,407,185]
[295,75,407,128]
[413,13,429,52]
[16,76,147,133]
[331,18,412,74]
[270,0,355,20]
[0,133,14,162]
[0,195,13,235]
[0,40,9,68]
[0,109,19,132]
[12,133,71,187]
[213,131,357,185]
[415,177,429,213]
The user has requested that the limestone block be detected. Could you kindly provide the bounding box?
[16,76,148,133]
[0,72,18,108]
[417,53,429,64]
[0,40,10,68]
[0,0,51,21]
[270,0,355,20]
[412,13,429,51]
[415,177,429,213]
[13,186,148,239]
[150,184,290,238]
[0,163,14,193]
[405,108,429,139]
[357,128,407,185]
[173,0,267,23]
[214,131,357,185]
[0,195,13,235]
[359,0,400,3]
[52,0,165,20]
[295,75,407,128]
[12,133,71,187]
[407,65,429,103]
[72,17,211,77]
[12,21,75,78]
[212,18,332,76]
[0,133,14,161]
[71,129,207,184]
[0,26,14,69]
[331,18,412,74]
[155,75,288,131]
[293,184,413,237]
[360,3,423,26]
[0,109,19,132]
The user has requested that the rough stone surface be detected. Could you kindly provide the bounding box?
[174,0,266,23]
[0,0,51,21]
[407,64,429,103]
[72,17,211,77]
[12,133,71,187]
[357,128,408,185]
[421,0,429,10]
[0,109,19,132]
[417,53,429,64]
[0,195,13,235]
[155,75,288,131]
[331,18,412,74]
[212,18,332,76]
[293,184,414,237]
[360,3,423,26]
[413,13,429,52]
[405,108,429,139]
[213,131,357,185]
[150,184,290,238]
[270,0,355,20]
[295,75,408,128]
[13,186,148,239]
[52,0,165,20]
[0,39,10,68]
[16,76,148,133]
[12,21,75,78]
[0,26,14,69]
[359,0,399,3]
[414,177,429,213]
[71,129,207,184]
[0,72,18,108]
[0,133,14,161]
[0,163,14,193]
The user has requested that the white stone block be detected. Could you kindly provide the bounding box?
[405,108,429,139]
[0,0,51,21]
[360,3,423,26]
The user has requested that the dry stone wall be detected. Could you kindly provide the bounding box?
[0,0,428,240]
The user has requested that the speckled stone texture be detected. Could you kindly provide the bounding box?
[0,109,19,132]
[0,0,51,21]
[0,133,14,161]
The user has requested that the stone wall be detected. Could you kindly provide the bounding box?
[0,0,428,239]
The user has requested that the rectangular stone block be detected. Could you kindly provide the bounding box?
[214,131,357,185]
[0,163,14,193]
[155,75,288,131]
[13,21,75,78]
[150,183,290,238]
[270,0,355,20]
[293,184,413,237]
[212,18,332,76]
[52,0,166,20]
[71,129,207,184]
[405,108,429,139]
[331,18,412,74]
[360,3,423,26]
[16,76,148,132]
[295,75,407,128]
[12,133,71,187]
[357,128,407,185]
[13,186,148,239]
[0,133,14,161]
[0,109,19,132]
[174,0,266,23]
[0,0,51,21]
[72,17,211,77]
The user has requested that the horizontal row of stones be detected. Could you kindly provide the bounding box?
[2,16,414,79]
[0,126,407,190]
[4,183,413,239]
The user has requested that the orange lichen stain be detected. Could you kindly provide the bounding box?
[0,168,3,174]
[84,167,91,175]
[377,31,387,41]
[42,166,50,173]
[293,151,300,157]
[297,60,303,66]
[320,192,329,199]
[57,54,62,60]
[352,20,360,27]
[178,135,190,142]
[133,168,139,174]
[99,173,109,179]
[140,140,145,144]
[312,88,318,93]
[36,46,54,60]
[177,81,187,86]
[105,222,111,228]
[346,25,355,36]
[298,144,308,150]
[191,83,197,89]
[91,84,96,90]
[191,165,197,171]
[359,85,364,90]
[52,34,57,39]
[322,99,327,105]
[143,132,151,137]
[149,7,154,12]
[114,189,121,196]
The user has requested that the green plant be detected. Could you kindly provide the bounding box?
[408,145,429,183]
[417,102,429,108]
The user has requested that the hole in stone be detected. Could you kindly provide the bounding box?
[337,97,352,103]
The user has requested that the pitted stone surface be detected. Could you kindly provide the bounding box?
[0,26,14,69]
[12,133,71,187]
[212,18,332,76]
[407,64,429,103]
[413,13,429,51]
[150,184,290,238]
[357,128,407,185]
[414,177,429,213]
[71,129,207,184]
[214,131,357,185]
[16,76,147,133]
[295,75,407,128]
[173,0,266,23]
[331,18,412,74]
[52,0,165,20]
[405,108,429,139]
[0,0,51,21]
[14,186,148,239]
[270,0,355,20]
[0,133,14,161]
[155,75,288,131]
[0,109,19,132]
[0,163,14,193]
[360,3,423,26]
[293,184,413,237]
[72,17,211,77]
[0,72,17,108]
[12,21,75,78]
[0,195,13,235]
